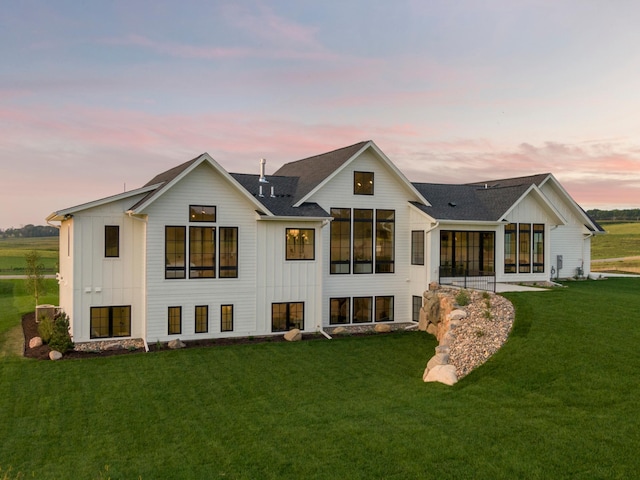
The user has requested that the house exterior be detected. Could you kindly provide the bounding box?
[46,140,604,345]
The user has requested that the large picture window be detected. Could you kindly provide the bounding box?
[272,302,304,332]
[165,226,186,279]
[411,230,425,265]
[90,306,131,339]
[330,298,350,325]
[330,208,351,274]
[440,231,495,276]
[189,226,216,278]
[353,297,372,323]
[219,227,238,278]
[505,223,544,274]
[286,228,315,260]
[104,225,119,258]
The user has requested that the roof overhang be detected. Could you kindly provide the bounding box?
[499,184,566,225]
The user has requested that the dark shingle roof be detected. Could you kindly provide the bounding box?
[273,141,369,202]
[230,173,329,218]
[412,182,532,221]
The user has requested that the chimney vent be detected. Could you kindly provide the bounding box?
[259,158,269,183]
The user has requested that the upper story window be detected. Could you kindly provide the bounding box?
[105,225,119,258]
[286,228,315,260]
[354,171,374,195]
[189,205,216,222]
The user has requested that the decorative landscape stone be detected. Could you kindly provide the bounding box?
[374,323,392,333]
[167,339,186,349]
[49,350,63,361]
[284,329,302,341]
[29,336,43,348]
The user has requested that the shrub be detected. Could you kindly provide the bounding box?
[49,313,74,353]
[37,316,55,344]
[455,289,470,306]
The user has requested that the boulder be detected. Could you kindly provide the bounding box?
[284,329,302,341]
[167,339,186,349]
[332,326,347,335]
[418,307,428,331]
[428,281,440,291]
[29,336,43,348]
[424,291,441,324]
[448,309,467,321]
[426,323,438,336]
[426,353,449,371]
[424,364,458,385]
[49,350,63,361]
[374,323,392,333]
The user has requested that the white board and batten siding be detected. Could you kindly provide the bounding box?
[255,219,325,333]
[143,162,262,342]
[307,149,424,326]
[540,182,593,278]
[64,195,147,342]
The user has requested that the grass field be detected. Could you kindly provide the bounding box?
[0,237,59,275]
[591,222,640,259]
[0,278,639,479]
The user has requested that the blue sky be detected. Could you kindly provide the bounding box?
[2,0,639,228]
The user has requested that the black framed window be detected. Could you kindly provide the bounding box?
[519,224,531,273]
[412,296,422,323]
[189,226,216,278]
[353,297,372,323]
[375,210,394,273]
[330,298,350,325]
[271,302,304,332]
[375,296,394,322]
[189,205,216,222]
[353,209,373,274]
[504,224,517,274]
[105,225,119,258]
[354,171,374,195]
[219,227,238,278]
[90,306,131,339]
[165,226,186,279]
[286,228,315,260]
[411,230,424,265]
[440,230,495,276]
[221,305,234,332]
[330,208,351,274]
[168,306,182,335]
[195,305,208,333]
[533,224,545,273]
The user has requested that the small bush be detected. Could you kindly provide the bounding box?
[455,290,470,306]
[37,316,55,343]
[49,313,74,353]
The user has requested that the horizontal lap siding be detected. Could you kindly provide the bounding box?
[144,163,259,342]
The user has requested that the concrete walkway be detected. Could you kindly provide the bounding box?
[495,283,550,293]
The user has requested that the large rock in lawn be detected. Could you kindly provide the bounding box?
[49,350,63,361]
[29,336,43,348]
[423,364,458,385]
[374,323,392,333]
[168,339,186,349]
[284,329,302,341]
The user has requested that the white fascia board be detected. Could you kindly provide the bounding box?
[539,174,602,231]
[132,153,274,216]
[47,183,162,221]
[256,214,330,222]
[293,141,431,208]
[499,184,567,225]
[408,202,437,223]
[437,219,504,226]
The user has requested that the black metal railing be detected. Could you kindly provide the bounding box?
[438,266,496,292]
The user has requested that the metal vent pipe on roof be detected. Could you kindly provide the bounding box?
[259,158,269,183]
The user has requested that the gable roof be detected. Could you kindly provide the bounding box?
[128,153,271,215]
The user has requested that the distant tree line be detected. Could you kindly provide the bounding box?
[587,209,640,221]
[0,224,59,238]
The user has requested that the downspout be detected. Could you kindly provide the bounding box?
[317,218,333,339]
[425,221,440,284]
[127,212,150,352]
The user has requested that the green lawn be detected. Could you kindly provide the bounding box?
[1,279,639,479]
[591,222,640,259]
[0,237,59,275]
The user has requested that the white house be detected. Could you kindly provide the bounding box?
[46,140,604,345]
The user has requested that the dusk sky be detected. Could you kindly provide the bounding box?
[2,0,640,229]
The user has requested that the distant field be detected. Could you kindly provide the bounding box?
[0,237,59,275]
[591,222,640,259]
